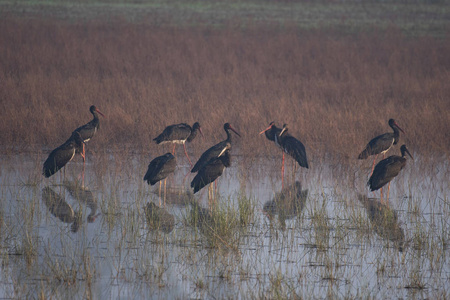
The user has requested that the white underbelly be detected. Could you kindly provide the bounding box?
[160,140,186,144]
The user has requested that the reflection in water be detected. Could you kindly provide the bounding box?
[63,181,100,223]
[41,186,82,233]
[42,182,100,232]
[189,200,214,230]
[358,194,405,252]
[263,181,308,230]
[154,187,194,207]
[144,202,175,234]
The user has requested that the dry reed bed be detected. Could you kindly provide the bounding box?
[1,18,449,161]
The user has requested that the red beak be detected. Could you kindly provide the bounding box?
[96,108,105,118]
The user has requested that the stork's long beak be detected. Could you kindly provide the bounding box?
[259,122,274,135]
[405,148,413,159]
[96,108,105,118]
[229,125,241,137]
[394,121,405,134]
[199,127,204,138]
[280,127,287,136]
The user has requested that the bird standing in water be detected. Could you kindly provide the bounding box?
[260,122,308,189]
[191,123,240,173]
[153,122,203,167]
[144,153,177,206]
[43,131,84,178]
[72,105,105,184]
[73,105,105,164]
[191,143,231,196]
[358,119,405,176]
[368,145,413,204]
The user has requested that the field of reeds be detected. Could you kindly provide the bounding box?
[0,1,449,299]
[0,1,450,160]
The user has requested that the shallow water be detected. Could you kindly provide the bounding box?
[0,152,449,299]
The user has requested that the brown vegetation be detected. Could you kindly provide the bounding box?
[0,17,449,160]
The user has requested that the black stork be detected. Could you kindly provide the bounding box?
[43,131,84,178]
[144,153,177,205]
[191,123,240,173]
[358,119,405,175]
[259,121,284,184]
[73,105,105,164]
[144,153,177,185]
[278,124,309,168]
[261,123,308,188]
[191,142,231,194]
[259,121,283,144]
[368,145,413,204]
[153,122,203,167]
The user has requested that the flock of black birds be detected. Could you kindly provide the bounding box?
[146,122,240,196]
[42,106,412,206]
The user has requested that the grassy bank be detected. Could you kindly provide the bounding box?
[0,14,449,160]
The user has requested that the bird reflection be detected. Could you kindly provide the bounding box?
[263,181,308,230]
[42,186,82,233]
[189,200,214,230]
[42,183,100,232]
[63,181,100,223]
[144,202,175,234]
[358,194,405,252]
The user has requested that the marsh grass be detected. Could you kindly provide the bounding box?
[187,199,241,250]
[0,18,449,162]
[237,191,256,227]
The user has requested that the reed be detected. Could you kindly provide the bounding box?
[0,18,449,162]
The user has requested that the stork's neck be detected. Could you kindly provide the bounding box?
[187,127,198,142]
[391,125,400,144]
[225,128,232,142]
[92,111,100,122]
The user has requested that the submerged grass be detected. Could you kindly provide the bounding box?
[0,152,448,298]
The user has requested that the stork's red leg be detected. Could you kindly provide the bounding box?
[183,143,193,167]
[370,154,379,176]
[172,143,176,155]
[163,178,167,207]
[81,144,86,186]
[159,181,162,206]
[386,182,391,206]
[281,156,284,189]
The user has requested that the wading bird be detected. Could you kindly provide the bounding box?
[73,105,105,163]
[191,143,231,194]
[368,145,413,203]
[144,153,177,205]
[278,124,309,169]
[191,123,240,173]
[358,119,405,175]
[43,132,84,178]
[72,105,105,183]
[153,122,203,167]
[261,123,308,188]
[259,121,283,144]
